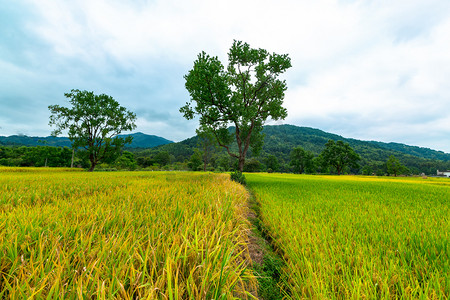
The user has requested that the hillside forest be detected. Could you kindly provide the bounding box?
[1,125,449,175]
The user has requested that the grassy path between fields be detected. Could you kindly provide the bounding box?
[246,189,289,299]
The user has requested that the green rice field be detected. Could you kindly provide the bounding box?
[246,173,450,299]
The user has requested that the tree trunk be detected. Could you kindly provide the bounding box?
[88,154,96,172]
[203,152,207,171]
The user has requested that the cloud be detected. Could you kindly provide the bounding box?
[284,0,450,151]
[1,0,449,152]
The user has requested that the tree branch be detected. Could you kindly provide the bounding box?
[210,129,238,159]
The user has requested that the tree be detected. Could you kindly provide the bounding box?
[290,146,314,174]
[49,89,136,171]
[244,158,262,172]
[154,151,171,167]
[264,154,280,172]
[181,40,291,172]
[386,155,408,176]
[361,165,373,176]
[188,149,203,171]
[197,131,217,172]
[320,140,360,175]
[115,151,137,170]
[217,155,232,171]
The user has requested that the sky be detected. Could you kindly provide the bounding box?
[1,0,450,153]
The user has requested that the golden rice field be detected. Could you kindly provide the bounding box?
[2,167,449,299]
[0,167,256,299]
[246,173,450,299]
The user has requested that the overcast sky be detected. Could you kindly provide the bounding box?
[1,0,450,152]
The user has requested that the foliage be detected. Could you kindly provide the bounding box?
[3,124,450,175]
[142,124,450,175]
[320,140,360,175]
[48,89,136,171]
[0,146,73,167]
[246,173,450,299]
[368,141,450,161]
[153,151,171,166]
[114,151,137,170]
[196,130,217,171]
[0,169,256,298]
[181,40,291,171]
[188,149,203,171]
[230,170,246,185]
[217,155,233,172]
[264,155,280,172]
[244,158,262,173]
[290,146,314,174]
[386,155,409,176]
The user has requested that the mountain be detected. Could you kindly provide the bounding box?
[1,125,449,174]
[167,124,450,160]
[365,141,450,161]
[0,132,173,149]
[119,132,173,148]
[259,125,450,161]
[0,135,72,147]
[149,124,450,174]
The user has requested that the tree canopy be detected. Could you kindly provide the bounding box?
[180,40,291,171]
[48,89,136,171]
[320,140,360,175]
[290,146,314,174]
[386,155,409,176]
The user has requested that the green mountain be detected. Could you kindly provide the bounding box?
[260,124,450,160]
[1,125,448,174]
[0,135,72,147]
[0,132,173,149]
[119,132,173,148]
[149,124,450,174]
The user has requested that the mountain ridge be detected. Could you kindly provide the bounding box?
[262,124,450,161]
[0,132,173,149]
[135,124,448,174]
[1,125,448,161]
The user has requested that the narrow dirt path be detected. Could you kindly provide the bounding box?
[246,189,287,300]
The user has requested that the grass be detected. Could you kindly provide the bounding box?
[0,168,257,299]
[247,193,287,300]
[246,174,450,299]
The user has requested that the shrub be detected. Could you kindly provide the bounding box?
[230,171,246,185]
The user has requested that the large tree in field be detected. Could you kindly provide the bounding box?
[49,89,137,171]
[320,140,360,175]
[180,40,291,172]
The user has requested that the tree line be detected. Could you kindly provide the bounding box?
[0,140,420,177]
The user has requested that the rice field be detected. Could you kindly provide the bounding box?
[2,167,449,299]
[0,168,256,299]
[246,173,450,299]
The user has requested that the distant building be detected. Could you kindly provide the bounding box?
[436,170,450,177]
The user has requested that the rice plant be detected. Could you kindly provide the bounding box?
[246,174,450,299]
[0,168,257,299]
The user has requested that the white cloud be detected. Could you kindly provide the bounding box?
[1,0,450,151]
